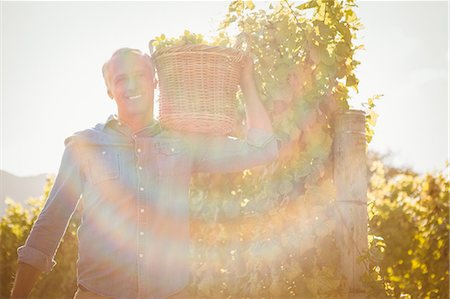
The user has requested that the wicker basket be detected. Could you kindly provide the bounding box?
[152,44,246,135]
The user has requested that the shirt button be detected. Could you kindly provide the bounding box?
[138,166,143,171]
[140,187,144,191]
[140,231,144,236]
[140,209,145,213]
[139,254,144,258]
[137,148,142,153]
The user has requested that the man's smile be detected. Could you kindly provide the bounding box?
[127,94,142,101]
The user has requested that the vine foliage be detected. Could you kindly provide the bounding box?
[154,0,365,297]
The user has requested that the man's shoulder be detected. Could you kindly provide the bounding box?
[64,123,107,147]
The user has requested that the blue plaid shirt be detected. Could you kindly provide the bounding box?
[18,115,278,299]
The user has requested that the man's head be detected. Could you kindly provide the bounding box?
[102,48,157,121]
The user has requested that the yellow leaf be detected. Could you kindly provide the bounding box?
[367,110,378,126]
[346,74,358,87]
[245,0,255,10]
[296,1,318,10]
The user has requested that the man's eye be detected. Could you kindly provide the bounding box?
[114,77,126,84]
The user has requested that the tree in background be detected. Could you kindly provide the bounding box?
[0,178,80,299]
[363,153,449,298]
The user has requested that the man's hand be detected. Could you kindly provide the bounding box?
[10,263,41,299]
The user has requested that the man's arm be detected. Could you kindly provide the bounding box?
[190,56,278,173]
[10,263,41,299]
[10,142,83,298]
[239,55,273,134]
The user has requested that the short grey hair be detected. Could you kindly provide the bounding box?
[102,48,155,89]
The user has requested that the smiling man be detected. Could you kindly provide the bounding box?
[11,48,278,299]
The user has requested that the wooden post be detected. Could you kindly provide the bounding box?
[333,109,368,298]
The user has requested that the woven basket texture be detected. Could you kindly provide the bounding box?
[153,44,245,135]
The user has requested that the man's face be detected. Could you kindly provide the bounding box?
[107,53,155,119]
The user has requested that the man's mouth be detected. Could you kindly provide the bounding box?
[127,95,142,100]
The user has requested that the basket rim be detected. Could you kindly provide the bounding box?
[152,44,245,58]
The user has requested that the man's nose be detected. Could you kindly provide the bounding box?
[127,76,137,91]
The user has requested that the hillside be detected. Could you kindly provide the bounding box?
[0,170,49,215]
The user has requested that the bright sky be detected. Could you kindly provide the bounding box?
[353,1,448,174]
[1,1,448,177]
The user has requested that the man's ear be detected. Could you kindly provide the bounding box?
[107,89,114,99]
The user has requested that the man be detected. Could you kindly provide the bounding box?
[11,48,278,299]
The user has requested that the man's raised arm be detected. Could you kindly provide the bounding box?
[189,56,278,174]
[239,55,273,134]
